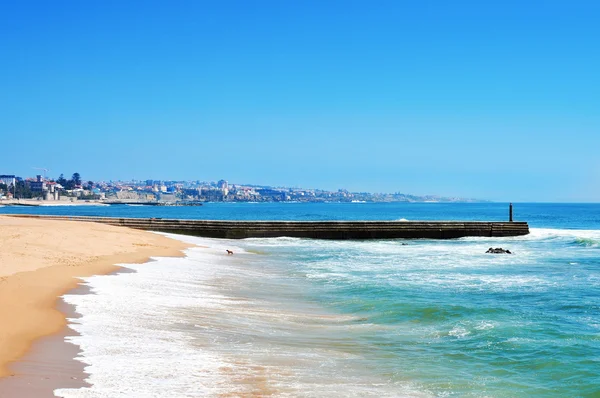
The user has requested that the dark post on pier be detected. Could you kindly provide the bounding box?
[509,203,513,222]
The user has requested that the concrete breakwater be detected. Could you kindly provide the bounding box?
[11,215,530,239]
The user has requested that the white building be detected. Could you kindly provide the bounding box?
[0,175,16,186]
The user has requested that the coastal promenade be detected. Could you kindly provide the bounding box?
[10,215,530,239]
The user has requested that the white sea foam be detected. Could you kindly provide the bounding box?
[55,234,429,398]
[448,325,470,339]
[54,226,598,397]
[254,230,581,300]
[55,242,237,397]
[474,321,495,331]
[528,228,600,241]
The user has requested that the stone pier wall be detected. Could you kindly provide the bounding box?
[10,215,530,239]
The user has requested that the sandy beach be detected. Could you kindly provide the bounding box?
[0,215,190,396]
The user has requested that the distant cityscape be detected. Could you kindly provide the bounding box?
[0,172,482,205]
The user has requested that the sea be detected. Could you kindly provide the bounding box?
[2,203,599,397]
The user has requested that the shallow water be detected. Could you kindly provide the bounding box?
[49,203,600,397]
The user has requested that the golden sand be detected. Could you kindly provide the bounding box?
[0,215,190,378]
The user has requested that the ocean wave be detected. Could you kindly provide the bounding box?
[517,228,600,249]
[448,325,470,339]
[528,228,600,240]
[574,237,599,248]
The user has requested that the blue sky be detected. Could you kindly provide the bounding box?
[1,0,599,202]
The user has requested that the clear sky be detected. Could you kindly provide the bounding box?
[1,0,599,202]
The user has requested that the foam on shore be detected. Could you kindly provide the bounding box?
[30,227,600,396]
[55,235,428,397]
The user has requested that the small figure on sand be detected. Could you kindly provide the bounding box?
[486,247,512,254]
[226,249,234,255]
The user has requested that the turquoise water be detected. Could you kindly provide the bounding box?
[24,203,598,396]
[237,229,600,396]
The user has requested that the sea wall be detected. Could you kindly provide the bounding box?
[10,215,530,239]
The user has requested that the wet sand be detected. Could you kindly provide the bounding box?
[0,298,89,398]
[0,216,191,397]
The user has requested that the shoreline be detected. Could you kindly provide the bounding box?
[0,199,109,207]
[0,216,192,396]
[0,292,90,397]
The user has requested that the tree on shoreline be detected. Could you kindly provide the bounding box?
[14,181,37,199]
[57,174,67,187]
[72,172,81,186]
[56,172,82,190]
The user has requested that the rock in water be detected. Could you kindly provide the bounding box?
[486,247,512,254]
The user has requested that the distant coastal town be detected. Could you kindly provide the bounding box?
[0,172,481,205]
